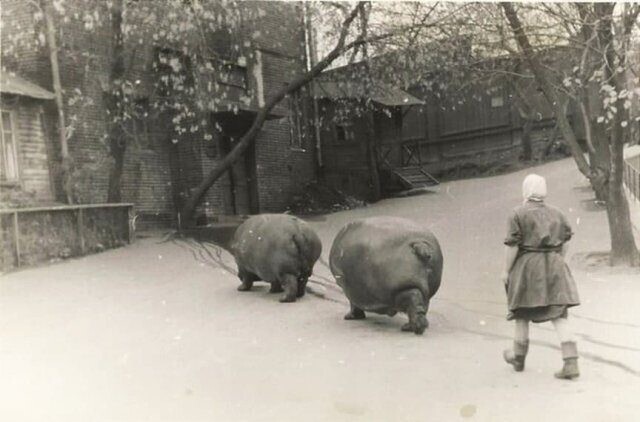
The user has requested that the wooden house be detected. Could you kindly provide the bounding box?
[0,71,56,205]
[315,57,582,199]
[313,77,436,199]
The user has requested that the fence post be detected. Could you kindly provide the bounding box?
[623,155,640,203]
[12,211,20,267]
[77,208,86,254]
[127,206,134,244]
[633,169,640,201]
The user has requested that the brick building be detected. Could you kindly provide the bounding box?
[1,1,316,228]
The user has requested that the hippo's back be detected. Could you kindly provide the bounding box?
[329,217,442,312]
[232,214,321,281]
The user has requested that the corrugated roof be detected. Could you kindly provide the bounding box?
[312,80,424,106]
[0,71,55,100]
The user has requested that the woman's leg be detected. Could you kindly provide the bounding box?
[504,319,529,371]
[514,319,529,343]
[552,317,579,379]
[552,317,575,343]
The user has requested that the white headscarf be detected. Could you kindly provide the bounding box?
[522,174,547,203]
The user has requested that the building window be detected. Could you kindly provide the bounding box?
[199,56,248,101]
[334,123,355,143]
[214,58,247,90]
[153,48,193,98]
[131,98,153,150]
[288,88,306,150]
[491,95,504,108]
[0,110,19,181]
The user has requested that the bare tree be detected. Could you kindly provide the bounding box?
[357,2,382,201]
[105,0,125,203]
[501,2,639,266]
[40,0,73,203]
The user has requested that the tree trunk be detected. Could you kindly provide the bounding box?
[589,123,610,202]
[521,118,533,161]
[107,140,125,203]
[359,3,381,201]
[365,111,381,201]
[180,4,364,222]
[598,3,640,265]
[42,0,73,203]
[511,81,534,162]
[106,0,126,203]
[605,166,640,266]
[303,1,323,175]
[602,131,639,265]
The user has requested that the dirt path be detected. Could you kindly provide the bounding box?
[1,158,639,421]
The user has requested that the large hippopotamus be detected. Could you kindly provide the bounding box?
[329,217,443,334]
[230,214,322,303]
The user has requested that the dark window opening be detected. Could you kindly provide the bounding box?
[130,98,154,150]
[335,123,354,143]
[209,56,248,90]
[199,56,248,101]
[0,110,19,181]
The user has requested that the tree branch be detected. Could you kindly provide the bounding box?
[180,2,364,220]
[501,2,592,178]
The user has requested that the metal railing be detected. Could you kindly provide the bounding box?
[401,140,423,167]
[623,154,640,203]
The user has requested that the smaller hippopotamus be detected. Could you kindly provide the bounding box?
[329,217,443,334]
[230,214,322,303]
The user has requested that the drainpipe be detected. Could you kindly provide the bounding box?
[303,2,323,174]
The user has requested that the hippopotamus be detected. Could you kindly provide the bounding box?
[230,214,322,303]
[329,216,443,334]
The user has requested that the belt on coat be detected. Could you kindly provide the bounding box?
[519,245,562,253]
[518,245,563,282]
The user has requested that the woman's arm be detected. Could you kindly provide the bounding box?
[501,245,519,286]
[502,210,522,286]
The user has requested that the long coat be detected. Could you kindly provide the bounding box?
[504,201,580,321]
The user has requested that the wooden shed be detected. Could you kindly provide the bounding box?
[0,71,56,205]
[314,78,438,199]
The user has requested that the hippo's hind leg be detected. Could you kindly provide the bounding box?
[269,281,284,293]
[296,276,308,298]
[395,288,428,335]
[237,269,258,292]
[279,274,298,303]
[344,302,366,320]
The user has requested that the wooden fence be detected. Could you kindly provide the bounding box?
[0,203,134,271]
[623,153,640,203]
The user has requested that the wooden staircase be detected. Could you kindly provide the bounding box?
[391,166,439,189]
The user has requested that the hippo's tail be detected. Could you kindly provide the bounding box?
[410,241,432,263]
[292,231,320,276]
[411,239,443,299]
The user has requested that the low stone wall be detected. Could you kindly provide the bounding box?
[0,203,134,271]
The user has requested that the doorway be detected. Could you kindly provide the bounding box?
[215,115,259,215]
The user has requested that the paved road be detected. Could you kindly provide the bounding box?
[1,158,639,421]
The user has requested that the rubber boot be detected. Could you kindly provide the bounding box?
[503,340,529,372]
[555,341,579,380]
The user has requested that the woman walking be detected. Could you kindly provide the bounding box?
[501,174,581,379]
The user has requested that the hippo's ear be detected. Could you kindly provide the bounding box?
[411,242,431,263]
